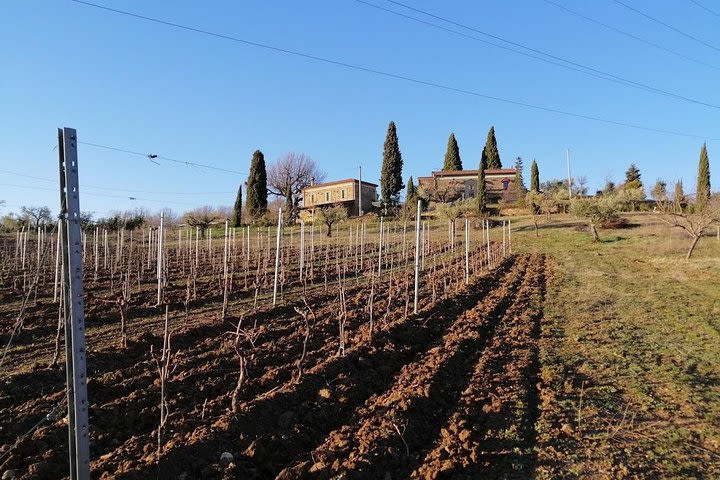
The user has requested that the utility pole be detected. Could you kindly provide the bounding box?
[58,127,91,480]
[566,149,573,199]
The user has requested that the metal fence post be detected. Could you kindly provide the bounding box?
[58,127,90,480]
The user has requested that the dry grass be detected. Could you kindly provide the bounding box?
[513,213,720,479]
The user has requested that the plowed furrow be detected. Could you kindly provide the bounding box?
[410,253,546,479]
[275,255,532,479]
[107,256,520,479]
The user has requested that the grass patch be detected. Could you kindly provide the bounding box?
[513,213,720,478]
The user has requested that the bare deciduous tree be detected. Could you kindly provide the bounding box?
[656,192,720,259]
[183,206,224,238]
[267,152,325,221]
[20,206,52,230]
[419,179,464,204]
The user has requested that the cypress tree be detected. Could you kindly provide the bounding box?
[697,143,711,207]
[380,121,404,206]
[443,133,462,171]
[477,164,486,213]
[530,159,540,192]
[246,150,268,221]
[233,184,243,226]
[406,176,417,203]
[514,156,527,192]
[481,126,501,169]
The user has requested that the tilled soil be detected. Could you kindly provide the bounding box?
[0,252,548,479]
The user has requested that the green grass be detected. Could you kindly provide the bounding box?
[513,213,720,478]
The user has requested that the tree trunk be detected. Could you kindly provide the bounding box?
[686,234,701,259]
[590,223,600,242]
[533,217,539,237]
[326,223,332,237]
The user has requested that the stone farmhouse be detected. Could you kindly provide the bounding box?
[300,178,378,221]
[417,168,519,203]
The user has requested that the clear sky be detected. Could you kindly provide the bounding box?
[1,0,718,218]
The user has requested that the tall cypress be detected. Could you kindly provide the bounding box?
[477,164,486,213]
[514,156,526,192]
[481,126,501,169]
[380,121,404,205]
[406,176,417,203]
[246,150,268,221]
[697,143,711,207]
[233,184,243,226]
[530,159,540,192]
[443,133,462,170]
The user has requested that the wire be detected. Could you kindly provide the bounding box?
[0,398,67,465]
[365,0,720,109]
[613,0,720,53]
[68,0,720,141]
[688,0,720,17]
[0,183,198,206]
[541,0,720,71]
[0,169,234,195]
[78,141,246,175]
[0,222,59,371]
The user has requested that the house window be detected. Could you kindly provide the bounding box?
[311,194,315,204]
[341,189,345,199]
[325,192,330,202]
[502,179,510,190]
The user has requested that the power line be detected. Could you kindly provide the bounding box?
[367,0,720,109]
[0,169,235,195]
[78,141,246,175]
[0,183,198,206]
[357,1,641,86]
[687,0,720,17]
[613,0,720,53]
[68,0,720,141]
[541,0,720,71]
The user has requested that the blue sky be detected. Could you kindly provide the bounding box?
[1,0,718,218]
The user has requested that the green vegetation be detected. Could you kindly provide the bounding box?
[315,204,348,236]
[530,159,540,192]
[405,176,416,204]
[442,132,462,170]
[246,149,268,222]
[476,165,486,214]
[697,143,711,207]
[380,121,404,208]
[233,184,243,227]
[481,126,501,169]
[624,163,643,189]
[570,195,621,241]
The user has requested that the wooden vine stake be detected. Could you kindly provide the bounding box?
[465,217,470,284]
[222,219,230,320]
[413,200,421,314]
[156,211,164,306]
[273,208,282,306]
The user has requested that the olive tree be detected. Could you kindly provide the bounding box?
[315,204,347,237]
[570,195,622,242]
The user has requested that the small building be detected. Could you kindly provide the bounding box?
[300,178,378,221]
[417,168,518,203]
